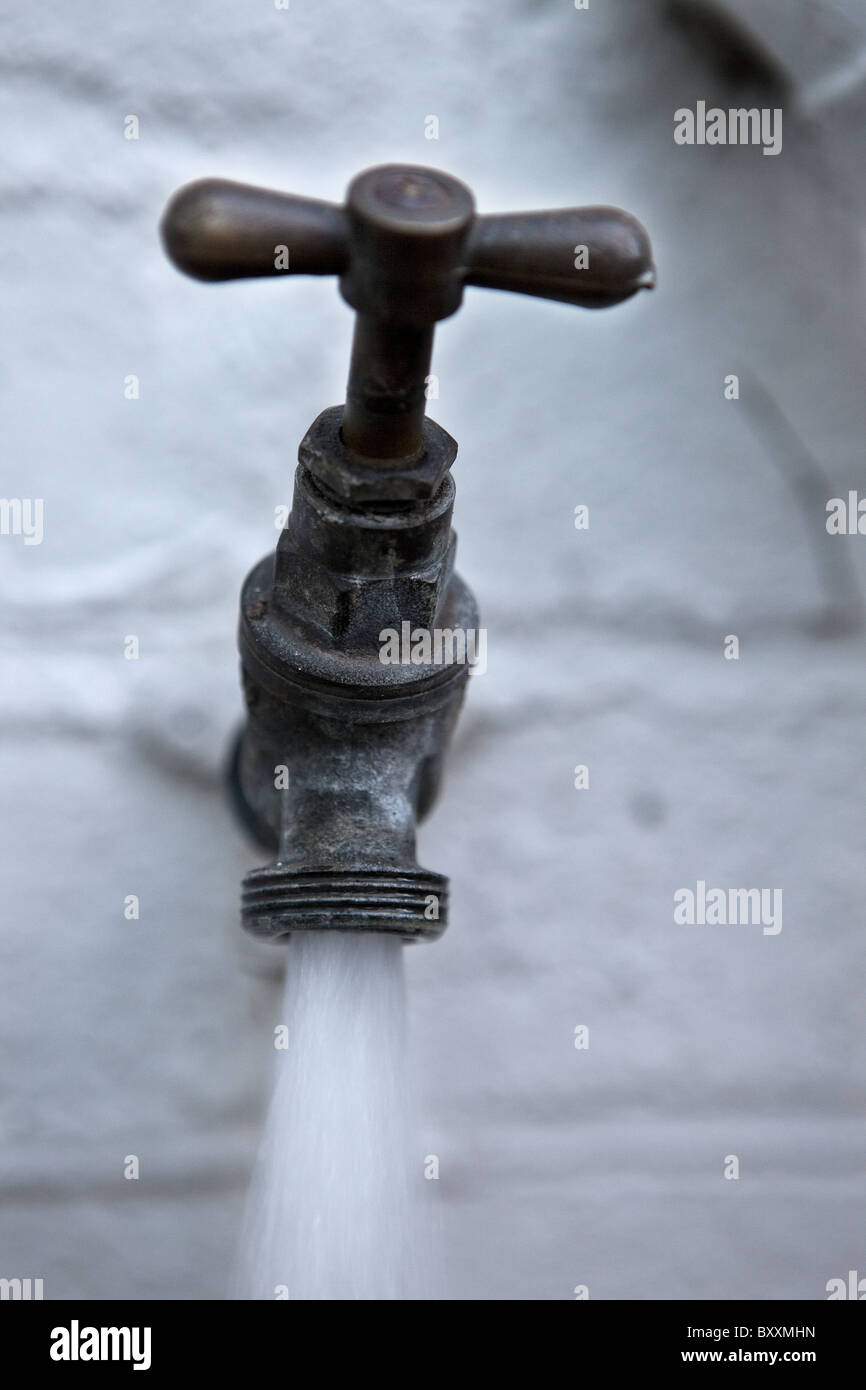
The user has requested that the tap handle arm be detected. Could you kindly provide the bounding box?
[464,206,654,309]
[160,178,348,282]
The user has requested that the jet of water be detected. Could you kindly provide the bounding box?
[233,930,428,1300]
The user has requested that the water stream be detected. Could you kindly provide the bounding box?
[233,930,427,1300]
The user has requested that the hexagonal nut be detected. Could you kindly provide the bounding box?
[276,547,453,648]
[299,406,457,504]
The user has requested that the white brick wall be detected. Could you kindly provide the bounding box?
[1,0,863,1299]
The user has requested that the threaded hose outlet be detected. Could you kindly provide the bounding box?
[241,866,448,943]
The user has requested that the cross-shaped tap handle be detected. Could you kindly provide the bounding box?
[161,164,654,458]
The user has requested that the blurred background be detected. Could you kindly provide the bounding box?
[1,0,864,1299]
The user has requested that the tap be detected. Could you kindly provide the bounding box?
[160,164,654,943]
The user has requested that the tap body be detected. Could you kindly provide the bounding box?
[232,406,477,942]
